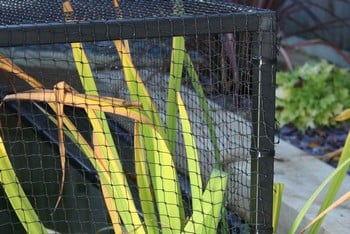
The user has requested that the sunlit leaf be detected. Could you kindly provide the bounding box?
[134,122,158,233]
[0,55,44,89]
[183,53,221,167]
[0,136,47,233]
[177,92,202,208]
[140,125,182,232]
[335,109,350,122]
[37,102,125,233]
[184,169,228,233]
[111,2,186,227]
[113,40,165,135]
[273,183,284,234]
[4,82,146,233]
[66,38,145,231]
[166,36,185,154]
[52,81,67,211]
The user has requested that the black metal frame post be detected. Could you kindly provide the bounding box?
[250,13,277,234]
[0,14,263,47]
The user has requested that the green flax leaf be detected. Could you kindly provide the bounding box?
[0,136,47,234]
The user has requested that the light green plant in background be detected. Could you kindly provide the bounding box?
[276,60,350,131]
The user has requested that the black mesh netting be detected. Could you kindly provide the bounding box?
[0,0,267,25]
[0,0,276,233]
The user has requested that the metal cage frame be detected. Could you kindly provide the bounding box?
[0,1,276,233]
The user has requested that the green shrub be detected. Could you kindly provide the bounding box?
[276,60,350,131]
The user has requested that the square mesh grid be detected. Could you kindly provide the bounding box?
[0,0,276,233]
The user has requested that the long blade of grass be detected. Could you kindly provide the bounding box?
[288,156,350,234]
[112,42,172,211]
[0,136,47,234]
[0,57,92,158]
[112,1,186,227]
[37,103,125,233]
[4,89,139,109]
[134,122,158,233]
[308,128,350,233]
[92,132,123,233]
[5,86,145,232]
[166,36,185,154]
[87,108,144,233]
[3,87,152,126]
[200,169,228,234]
[63,4,125,198]
[0,56,110,217]
[140,124,182,232]
[203,169,228,234]
[111,1,164,133]
[2,13,139,232]
[171,0,220,169]
[300,191,350,234]
[166,36,187,227]
[52,82,67,211]
[184,169,228,233]
[34,0,145,222]
[137,117,185,229]
[0,55,44,89]
[111,14,165,210]
[183,53,221,168]
[273,183,284,234]
[177,92,202,208]
[113,40,165,133]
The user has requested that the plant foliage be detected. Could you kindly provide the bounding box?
[276,60,350,131]
[0,1,228,233]
[0,136,47,234]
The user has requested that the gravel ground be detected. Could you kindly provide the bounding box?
[278,124,350,174]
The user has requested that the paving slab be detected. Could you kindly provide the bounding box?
[275,140,350,233]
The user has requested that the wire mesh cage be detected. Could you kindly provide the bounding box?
[0,0,276,233]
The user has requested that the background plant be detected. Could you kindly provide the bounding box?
[276,60,350,131]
